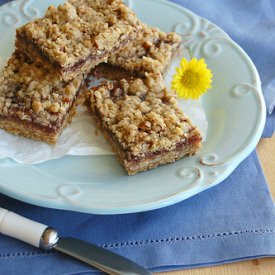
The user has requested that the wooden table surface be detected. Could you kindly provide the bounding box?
[158,135,275,275]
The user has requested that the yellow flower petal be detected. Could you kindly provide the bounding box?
[171,57,213,100]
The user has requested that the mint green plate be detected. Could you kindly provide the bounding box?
[0,0,266,214]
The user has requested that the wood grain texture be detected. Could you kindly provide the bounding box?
[157,135,275,275]
[257,135,275,198]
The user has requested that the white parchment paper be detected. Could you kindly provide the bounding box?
[0,51,208,164]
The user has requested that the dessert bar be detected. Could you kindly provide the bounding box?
[107,23,182,77]
[16,1,141,81]
[0,52,84,144]
[86,73,202,175]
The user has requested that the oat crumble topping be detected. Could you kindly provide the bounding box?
[89,73,201,157]
[17,1,141,68]
[0,52,83,130]
[69,0,141,27]
[108,24,182,75]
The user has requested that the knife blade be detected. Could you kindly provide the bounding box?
[0,208,151,275]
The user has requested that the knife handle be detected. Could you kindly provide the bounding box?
[0,207,56,249]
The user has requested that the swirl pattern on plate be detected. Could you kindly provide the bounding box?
[174,16,229,57]
[0,0,40,27]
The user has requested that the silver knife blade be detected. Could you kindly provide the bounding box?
[54,237,151,275]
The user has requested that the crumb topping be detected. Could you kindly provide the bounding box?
[17,1,141,68]
[108,24,182,75]
[69,0,141,27]
[0,52,83,130]
[89,73,201,157]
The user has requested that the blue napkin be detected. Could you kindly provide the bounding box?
[0,0,275,274]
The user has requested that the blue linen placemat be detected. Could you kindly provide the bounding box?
[0,0,275,274]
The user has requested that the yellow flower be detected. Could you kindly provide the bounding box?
[171,57,213,100]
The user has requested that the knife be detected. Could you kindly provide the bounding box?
[0,208,151,275]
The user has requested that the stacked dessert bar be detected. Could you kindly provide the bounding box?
[0,0,141,144]
[0,0,202,175]
[92,23,182,79]
[108,23,182,76]
[16,0,141,81]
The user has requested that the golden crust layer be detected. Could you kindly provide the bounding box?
[0,102,77,144]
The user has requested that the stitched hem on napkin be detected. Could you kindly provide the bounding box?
[0,228,274,274]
